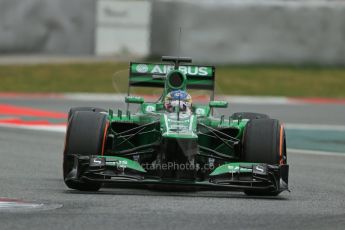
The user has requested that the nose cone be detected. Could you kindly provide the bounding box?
[161,113,197,139]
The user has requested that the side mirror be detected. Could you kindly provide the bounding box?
[125,96,144,104]
[209,100,228,108]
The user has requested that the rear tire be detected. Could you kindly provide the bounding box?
[242,119,286,196]
[63,111,108,191]
[231,112,269,120]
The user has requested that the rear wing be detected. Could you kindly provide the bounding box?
[129,62,215,91]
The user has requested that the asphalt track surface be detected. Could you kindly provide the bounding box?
[1,98,345,230]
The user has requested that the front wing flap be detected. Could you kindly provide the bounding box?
[65,155,289,193]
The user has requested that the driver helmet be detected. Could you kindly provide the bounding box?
[164,90,192,113]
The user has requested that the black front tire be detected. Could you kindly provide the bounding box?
[244,190,281,196]
[242,118,286,196]
[68,107,107,121]
[63,111,108,191]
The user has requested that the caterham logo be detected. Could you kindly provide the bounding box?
[195,108,206,115]
[136,64,149,73]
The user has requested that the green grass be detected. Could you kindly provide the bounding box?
[0,62,345,97]
[216,66,345,97]
[0,62,128,93]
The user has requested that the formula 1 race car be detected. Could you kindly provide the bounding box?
[63,56,289,196]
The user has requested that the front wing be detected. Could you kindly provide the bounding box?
[65,155,289,193]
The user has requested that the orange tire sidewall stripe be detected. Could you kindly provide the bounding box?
[62,119,71,176]
[279,124,284,165]
[101,121,109,155]
[63,119,70,155]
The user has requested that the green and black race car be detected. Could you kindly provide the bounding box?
[63,56,289,196]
